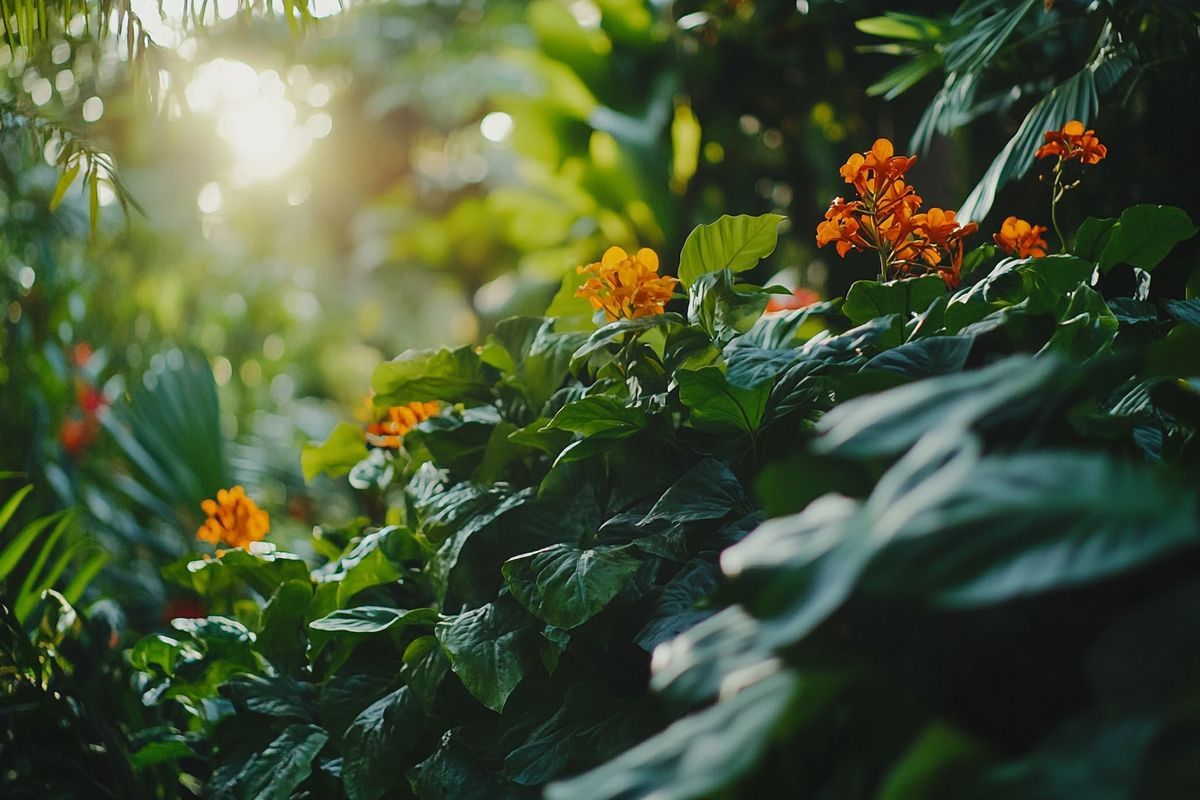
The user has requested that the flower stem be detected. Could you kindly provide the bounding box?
[1050,160,1067,253]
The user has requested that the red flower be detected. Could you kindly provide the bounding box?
[765,288,822,314]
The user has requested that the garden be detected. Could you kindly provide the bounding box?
[2,1,1200,798]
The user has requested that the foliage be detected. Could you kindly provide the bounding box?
[122,180,1200,798]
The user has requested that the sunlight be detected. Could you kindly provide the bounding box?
[185,59,332,186]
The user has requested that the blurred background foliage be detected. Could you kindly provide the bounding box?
[2,0,1198,625]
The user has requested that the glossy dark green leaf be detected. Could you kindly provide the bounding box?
[309,605,438,636]
[229,723,328,800]
[543,395,648,438]
[256,579,313,672]
[815,355,1060,458]
[864,335,973,378]
[639,458,749,526]
[402,635,451,714]
[1097,205,1196,272]
[503,543,640,629]
[677,367,769,433]
[435,598,540,712]
[545,671,800,800]
[343,687,426,800]
[842,275,946,326]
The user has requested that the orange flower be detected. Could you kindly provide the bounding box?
[575,246,678,323]
[1035,120,1107,164]
[818,139,975,288]
[196,485,270,549]
[365,400,440,449]
[816,197,866,257]
[993,216,1049,258]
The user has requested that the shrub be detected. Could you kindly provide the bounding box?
[130,133,1200,800]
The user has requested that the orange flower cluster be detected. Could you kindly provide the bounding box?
[816,139,977,287]
[365,401,440,449]
[576,246,678,322]
[196,485,270,549]
[1035,120,1107,164]
[993,216,1049,258]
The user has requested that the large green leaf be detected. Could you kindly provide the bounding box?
[545,671,802,800]
[678,213,786,288]
[309,606,438,636]
[343,687,426,800]
[1096,205,1197,272]
[435,598,540,712]
[543,395,648,438]
[677,367,770,434]
[842,275,946,327]
[256,580,313,673]
[372,346,492,405]
[814,355,1061,458]
[639,458,750,526]
[503,543,641,630]
[862,448,1200,607]
[226,724,328,800]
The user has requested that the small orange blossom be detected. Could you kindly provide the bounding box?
[993,216,1049,258]
[197,485,270,550]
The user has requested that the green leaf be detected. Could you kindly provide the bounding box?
[687,270,770,347]
[635,560,720,651]
[678,213,786,288]
[228,724,328,800]
[639,458,750,526]
[815,355,1061,458]
[184,545,310,600]
[570,313,684,371]
[503,543,641,629]
[855,12,945,41]
[543,395,648,438]
[842,275,946,327]
[372,346,492,405]
[545,671,801,800]
[343,687,426,800]
[1097,205,1197,272]
[485,317,589,410]
[221,674,318,721]
[863,448,1200,607]
[677,367,770,433]
[435,598,540,712]
[301,421,369,482]
[864,336,973,378]
[1039,285,1118,361]
[49,161,80,211]
[401,635,450,714]
[256,580,313,673]
[309,605,438,635]
[1073,217,1116,261]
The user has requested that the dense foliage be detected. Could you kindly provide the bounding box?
[4,2,1200,799]
[123,159,1200,796]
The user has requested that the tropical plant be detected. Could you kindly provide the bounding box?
[126,123,1199,798]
